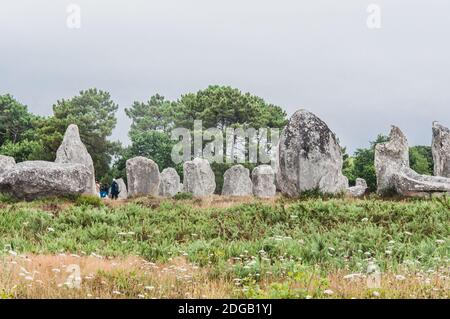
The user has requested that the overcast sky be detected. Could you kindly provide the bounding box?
[1,0,449,153]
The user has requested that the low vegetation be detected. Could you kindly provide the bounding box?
[0,195,448,299]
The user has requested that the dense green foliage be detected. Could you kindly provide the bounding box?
[344,135,389,191]
[174,85,287,130]
[125,94,175,136]
[0,94,37,145]
[410,146,433,175]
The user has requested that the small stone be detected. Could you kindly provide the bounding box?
[159,168,181,197]
[222,165,253,196]
[347,178,368,197]
[116,178,128,199]
[251,165,276,198]
[183,158,216,197]
[126,156,160,197]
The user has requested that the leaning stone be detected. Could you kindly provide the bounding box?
[55,124,96,195]
[392,173,450,197]
[116,178,128,199]
[375,126,450,197]
[252,165,276,198]
[347,178,368,197]
[222,165,253,196]
[183,158,216,197]
[0,155,15,176]
[278,109,348,197]
[159,168,181,197]
[0,161,90,200]
[432,122,450,178]
[126,156,160,197]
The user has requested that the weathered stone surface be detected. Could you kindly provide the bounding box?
[126,156,160,197]
[374,126,410,193]
[347,178,368,197]
[183,158,216,197]
[55,124,96,195]
[375,126,450,197]
[159,168,181,197]
[278,109,348,196]
[252,165,276,198]
[392,172,450,198]
[0,161,90,200]
[432,122,450,178]
[222,165,253,196]
[0,155,15,176]
[116,178,128,199]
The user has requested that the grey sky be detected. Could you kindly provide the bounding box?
[1,0,449,153]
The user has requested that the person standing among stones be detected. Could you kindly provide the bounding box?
[110,179,120,200]
[95,181,101,197]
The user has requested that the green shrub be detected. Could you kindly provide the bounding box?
[173,192,193,200]
[75,195,104,208]
[0,193,17,204]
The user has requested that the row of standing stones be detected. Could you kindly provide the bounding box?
[0,110,449,200]
[126,156,277,199]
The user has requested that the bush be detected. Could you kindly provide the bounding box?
[0,193,17,204]
[75,195,104,208]
[173,192,193,200]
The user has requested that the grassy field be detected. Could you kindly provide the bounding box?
[0,194,448,299]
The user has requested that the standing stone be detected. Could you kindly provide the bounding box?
[374,126,410,193]
[222,165,253,196]
[375,126,450,197]
[126,156,160,197]
[55,124,96,195]
[0,161,90,200]
[278,109,348,197]
[116,178,128,199]
[0,155,15,176]
[252,165,276,198]
[159,168,181,197]
[183,158,216,197]
[432,122,450,178]
[347,178,368,197]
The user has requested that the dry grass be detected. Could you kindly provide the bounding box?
[245,270,449,299]
[189,195,279,209]
[0,254,233,299]
[130,194,280,210]
[325,270,449,299]
[1,254,448,299]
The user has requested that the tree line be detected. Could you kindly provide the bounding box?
[0,85,434,192]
